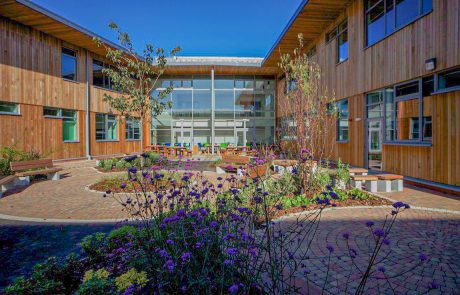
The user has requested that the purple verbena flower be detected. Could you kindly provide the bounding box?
[229,284,239,294]
[365,220,375,227]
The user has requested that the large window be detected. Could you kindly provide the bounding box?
[337,99,349,141]
[96,113,118,141]
[43,107,77,141]
[0,102,19,115]
[126,118,140,140]
[375,79,432,143]
[93,60,113,90]
[365,0,433,46]
[61,48,77,81]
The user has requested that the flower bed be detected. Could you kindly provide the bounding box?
[6,158,429,295]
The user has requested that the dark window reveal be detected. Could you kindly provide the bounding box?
[61,48,77,81]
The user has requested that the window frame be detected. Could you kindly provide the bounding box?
[364,0,433,48]
[0,101,20,115]
[336,98,349,142]
[61,47,77,81]
[126,117,141,141]
[96,113,119,142]
[435,67,460,93]
[325,19,349,64]
[382,79,432,145]
[92,59,115,90]
[43,107,78,142]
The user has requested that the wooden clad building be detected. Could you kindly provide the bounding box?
[268,0,460,187]
[0,0,459,187]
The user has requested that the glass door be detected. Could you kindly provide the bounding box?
[367,120,382,170]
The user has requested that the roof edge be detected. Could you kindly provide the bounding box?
[262,0,309,66]
[16,0,126,52]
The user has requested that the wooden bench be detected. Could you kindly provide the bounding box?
[216,155,253,175]
[10,159,62,185]
[349,168,368,176]
[376,174,404,192]
[0,175,16,198]
[350,175,378,192]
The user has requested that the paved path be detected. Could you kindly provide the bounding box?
[0,160,221,221]
[279,207,460,294]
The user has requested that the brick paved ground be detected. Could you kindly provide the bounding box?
[278,207,460,294]
[0,159,221,220]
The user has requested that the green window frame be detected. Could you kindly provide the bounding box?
[0,101,20,115]
[43,107,77,142]
[126,118,140,140]
[96,113,118,141]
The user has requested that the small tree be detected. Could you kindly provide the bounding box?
[278,34,337,194]
[94,23,181,152]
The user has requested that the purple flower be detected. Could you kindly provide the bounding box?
[226,248,238,256]
[229,284,239,294]
[120,183,127,189]
[105,189,112,194]
[428,280,439,290]
[326,245,334,253]
[365,220,375,227]
[124,155,137,162]
[164,259,175,272]
[128,167,137,175]
[378,266,386,273]
[383,238,391,245]
[181,252,192,262]
[210,221,218,227]
[330,191,339,200]
[303,269,311,276]
[419,253,428,262]
[166,239,175,245]
[254,196,262,204]
[275,204,283,210]
[141,152,149,158]
[342,232,350,240]
[373,228,385,237]
[224,259,234,265]
[392,201,409,209]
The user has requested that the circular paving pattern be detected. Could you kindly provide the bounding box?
[277,207,460,294]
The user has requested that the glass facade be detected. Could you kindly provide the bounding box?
[150,74,275,150]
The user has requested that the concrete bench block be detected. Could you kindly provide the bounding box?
[216,166,226,174]
[377,180,392,193]
[351,180,363,190]
[15,176,30,187]
[47,172,61,181]
[365,180,378,192]
[392,179,403,192]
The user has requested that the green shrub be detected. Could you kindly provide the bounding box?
[115,268,148,292]
[115,160,127,170]
[0,144,44,176]
[102,159,114,171]
[77,269,115,295]
[347,187,371,201]
[106,225,137,251]
[334,159,350,188]
[4,254,83,295]
[80,232,106,263]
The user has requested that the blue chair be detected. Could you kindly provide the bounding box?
[197,143,202,149]
[165,143,171,147]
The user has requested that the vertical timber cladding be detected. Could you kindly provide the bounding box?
[276,0,460,185]
[382,91,460,186]
[0,16,142,159]
[0,16,87,159]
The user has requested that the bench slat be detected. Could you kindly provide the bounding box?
[221,155,252,164]
[349,168,369,173]
[376,174,404,180]
[10,159,54,171]
[15,167,62,177]
[351,175,378,181]
[0,175,16,186]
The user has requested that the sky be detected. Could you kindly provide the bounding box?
[32,0,303,58]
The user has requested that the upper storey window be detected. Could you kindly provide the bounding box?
[365,0,433,46]
[93,60,114,90]
[326,19,349,63]
[61,48,77,81]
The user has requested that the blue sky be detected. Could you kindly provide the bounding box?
[32,0,303,58]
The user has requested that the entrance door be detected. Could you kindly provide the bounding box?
[367,120,382,170]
